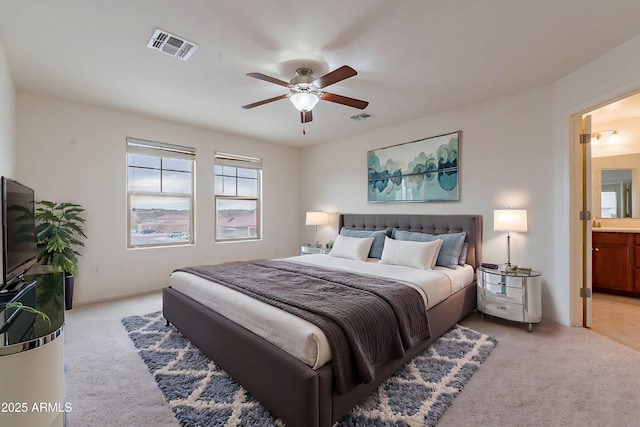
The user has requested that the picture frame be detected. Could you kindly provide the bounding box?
[367,131,460,202]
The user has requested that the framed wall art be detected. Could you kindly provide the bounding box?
[367,131,460,202]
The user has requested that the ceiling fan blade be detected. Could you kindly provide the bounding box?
[320,92,369,110]
[246,72,291,88]
[300,110,313,123]
[313,65,357,89]
[242,94,289,109]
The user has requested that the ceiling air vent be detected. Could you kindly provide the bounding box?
[147,28,198,61]
[350,112,373,121]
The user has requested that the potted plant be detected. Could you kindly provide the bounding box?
[35,201,86,310]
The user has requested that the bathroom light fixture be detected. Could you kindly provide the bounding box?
[494,208,528,270]
[608,130,621,144]
[591,130,621,145]
[305,211,328,247]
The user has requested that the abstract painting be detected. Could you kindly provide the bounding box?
[368,131,460,202]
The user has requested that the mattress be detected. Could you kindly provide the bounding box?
[169,254,474,369]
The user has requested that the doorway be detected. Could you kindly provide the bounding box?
[584,92,640,350]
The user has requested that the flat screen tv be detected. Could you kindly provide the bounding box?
[1,177,38,289]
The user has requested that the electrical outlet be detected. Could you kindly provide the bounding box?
[92,265,102,275]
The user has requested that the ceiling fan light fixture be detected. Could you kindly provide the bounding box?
[290,92,320,112]
[243,65,368,125]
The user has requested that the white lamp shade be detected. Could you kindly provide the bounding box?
[608,131,621,144]
[290,93,319,112]
[494,209,528,232]
[305,211,328,226]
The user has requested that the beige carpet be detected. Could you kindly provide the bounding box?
[64,292,178,427]
[65,291,640,426]
[443,314,640,426]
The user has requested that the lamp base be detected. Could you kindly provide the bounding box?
[503,264,518,273]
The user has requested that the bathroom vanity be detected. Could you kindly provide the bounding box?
[592,229,640,296]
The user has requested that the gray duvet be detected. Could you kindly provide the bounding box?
[176,260,431,393]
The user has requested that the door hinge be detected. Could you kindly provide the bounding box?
[580,211,592,221]
[580,133,591,144]
[580,288,592,298]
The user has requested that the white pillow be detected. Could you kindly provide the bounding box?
[379,236,443,270]
[329,234,374,261]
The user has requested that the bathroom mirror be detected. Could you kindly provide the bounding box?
[592,150,640,219]
[600,169,633,218]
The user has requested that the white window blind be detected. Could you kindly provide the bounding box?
[214,152,262,169]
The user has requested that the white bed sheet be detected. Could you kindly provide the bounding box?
[169,254,474,369]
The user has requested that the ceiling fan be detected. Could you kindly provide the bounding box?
[241,65,369,125]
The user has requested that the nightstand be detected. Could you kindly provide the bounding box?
[477,266,542,332]
[299,245,326,255]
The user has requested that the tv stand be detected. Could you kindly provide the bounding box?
[0,269,65,427]
[0,278,37,299]
[0,280,37,340]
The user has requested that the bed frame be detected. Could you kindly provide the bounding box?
[163,213,482,427]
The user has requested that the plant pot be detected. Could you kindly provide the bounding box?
[64,274,74,310]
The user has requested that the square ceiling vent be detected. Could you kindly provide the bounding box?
[350,112,373,121]
[147,28,198,61]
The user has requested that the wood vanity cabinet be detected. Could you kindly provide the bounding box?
[635,234,640,292]
[592,231,637,295]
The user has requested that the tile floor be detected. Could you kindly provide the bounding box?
[591,291,640,352]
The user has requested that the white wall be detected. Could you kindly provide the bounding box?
[552,33,640,326]
[301,87,558,318]
[0,39,14,175]
[302,33,640,327]
[16,93,301,304]
[0,38,16,282]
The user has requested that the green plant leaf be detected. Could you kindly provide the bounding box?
[35,200,87,275]
[5,302,51,325]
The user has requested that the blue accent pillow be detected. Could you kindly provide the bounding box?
[458,242,469,266]
[339,227,389,259]
[391,229,467,269]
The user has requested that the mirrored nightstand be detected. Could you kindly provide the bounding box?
[299,245,326,255]
[477,266,542,332]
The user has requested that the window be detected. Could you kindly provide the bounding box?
[601,190,618,218]
[214,152,262,241]
[127,138,195,248]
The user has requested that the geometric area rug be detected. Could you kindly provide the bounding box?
[122,311,497,427]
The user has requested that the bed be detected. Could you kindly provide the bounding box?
[163,213,482,427]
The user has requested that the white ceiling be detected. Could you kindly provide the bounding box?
[2,1,640,147]
[590,93,640,124]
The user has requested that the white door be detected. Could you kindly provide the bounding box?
[582,115,593,327]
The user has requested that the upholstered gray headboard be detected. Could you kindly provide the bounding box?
[339,213,483,270]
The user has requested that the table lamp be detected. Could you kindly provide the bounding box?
[493,209,527,269]
[305,211,328,247]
